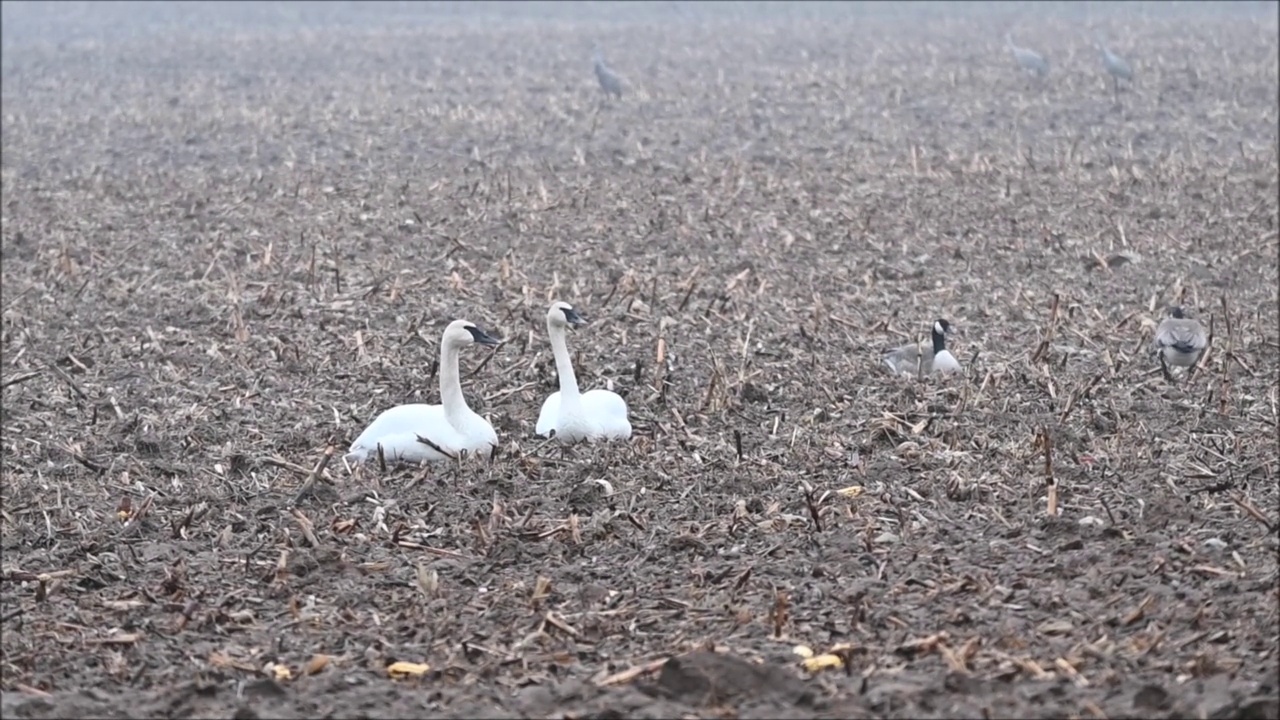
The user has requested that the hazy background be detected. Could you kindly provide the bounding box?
[3,1,1276,51]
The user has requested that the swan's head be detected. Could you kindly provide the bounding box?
[547,301,586,330]
[443,319,501,348]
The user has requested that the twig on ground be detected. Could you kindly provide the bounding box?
[292,441,337,505]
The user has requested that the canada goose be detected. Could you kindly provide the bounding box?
[1152,306,1207,368]
[344,319,501,468]
[883,319,962,377]
[535,301,632,442]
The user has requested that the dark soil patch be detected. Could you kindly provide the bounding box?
[2,2,1278,718]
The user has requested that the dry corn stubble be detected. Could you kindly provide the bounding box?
[1,2,1277,719]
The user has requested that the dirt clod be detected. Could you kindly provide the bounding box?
[651,652,814,708]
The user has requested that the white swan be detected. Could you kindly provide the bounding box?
[345,319,501,467]
[535,301,632,443]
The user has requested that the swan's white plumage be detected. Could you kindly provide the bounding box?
[535,301,631,443]
[536,388,631,441]
[345,319,500,467]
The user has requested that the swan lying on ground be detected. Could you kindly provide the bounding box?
[345,319,501,468]
[535,301,631,443]
[883,319,961,377]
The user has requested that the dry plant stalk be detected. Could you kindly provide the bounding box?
[292,509,321,548]
[1036,427,1057,517]
[699,362,720,412]
[531,575,552,609]
[771,588,790,638]
[415,563,440,599]
[1229,493,1277,533]
[415,433,457,461]
[1031,293,1061,365]
[1123,594,1154,625]
[804,488,825,532]
[292,441,337,505]
[274,548,289,586]
[654,334,668,389]
[1059,372,1105,422]
[596,658,668,686]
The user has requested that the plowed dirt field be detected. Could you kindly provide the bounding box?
[2,2,1278,718]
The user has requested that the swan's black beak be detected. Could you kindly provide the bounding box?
[562,307,586,328]
[467,325,502,347]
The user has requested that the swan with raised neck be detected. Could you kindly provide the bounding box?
[535,301,631,443]
[345,319,501,467]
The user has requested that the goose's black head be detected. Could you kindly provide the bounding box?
[932,319,953,353]
[1169,306,1187,319]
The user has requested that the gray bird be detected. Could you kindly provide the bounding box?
[1152,306,1208,369]
[1095,35,1133,100]
[883,319,962,377]
[1005,33,1049,78]
[592,48,623,100]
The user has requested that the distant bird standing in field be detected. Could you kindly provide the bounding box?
[1094,34,1133,101]
[1005,33,1049,78]
[592,47,624,100]
[1152,306,1208,378]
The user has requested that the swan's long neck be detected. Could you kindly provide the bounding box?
[549,321,583,403]
[439,340,471,422]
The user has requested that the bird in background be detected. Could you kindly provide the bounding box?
[592,45,624,100]
[1093,33,1133,102]
[1005,33,1049,78]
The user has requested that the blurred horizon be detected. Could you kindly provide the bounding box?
[3,0,1276,50]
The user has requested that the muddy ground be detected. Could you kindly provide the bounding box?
[2,1,1278,718]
